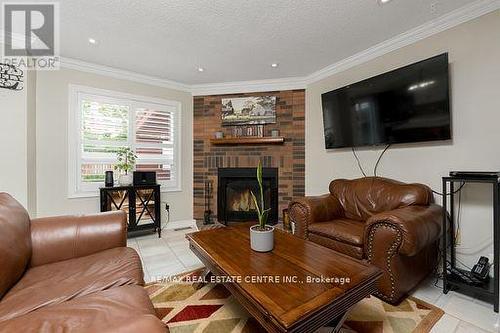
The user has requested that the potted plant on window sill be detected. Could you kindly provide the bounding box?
[250,160,274,252]
[114,147,137,186]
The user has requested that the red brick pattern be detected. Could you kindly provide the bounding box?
[193,90,305,222]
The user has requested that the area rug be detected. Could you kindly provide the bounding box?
[146,269,443,333]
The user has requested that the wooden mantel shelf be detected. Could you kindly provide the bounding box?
[210,136,285,145]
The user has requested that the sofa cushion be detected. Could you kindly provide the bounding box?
[0,247,143,321]
[0,285,166,333]
[29,211,127,267]
[101,315,169,333]
[329,177,432,221]
[308,218,365,246]
[308,233,364,260]
[0,194,31,299]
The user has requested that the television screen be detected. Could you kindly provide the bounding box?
[321,53,451,149]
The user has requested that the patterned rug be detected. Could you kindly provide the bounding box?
[146,269,443,333]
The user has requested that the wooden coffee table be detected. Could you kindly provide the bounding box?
[186,224,381,333]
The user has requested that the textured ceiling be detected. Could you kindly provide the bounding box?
[14,0,478,84]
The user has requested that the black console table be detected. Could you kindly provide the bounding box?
[100,185,161,238]
[442,173,499,312]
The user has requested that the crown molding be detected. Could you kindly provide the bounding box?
[60,56,307,96]
[60,57,191,92]
[191,0,500,95]
[17,0,498,96]
[190,76,308,96]
[305,0,500,84]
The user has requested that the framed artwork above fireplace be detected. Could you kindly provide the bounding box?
[221,96,276,125]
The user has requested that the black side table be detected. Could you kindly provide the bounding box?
[442,174,499,312]
[100,184,161,238]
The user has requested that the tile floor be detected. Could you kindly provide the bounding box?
[413,277,500,333]
[127,227,203,283]
[129,228,500,333]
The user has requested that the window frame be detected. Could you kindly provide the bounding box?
[68,85,182,198]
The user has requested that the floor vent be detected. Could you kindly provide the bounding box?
[174,227,193,232]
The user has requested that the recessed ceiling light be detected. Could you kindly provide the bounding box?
[378,0,392,4]
[271,63,279,68]
[88,38,97,45]
[197,67,204,72]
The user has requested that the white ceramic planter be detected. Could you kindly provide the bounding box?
[250,225,275,252]
[118,174,133,186]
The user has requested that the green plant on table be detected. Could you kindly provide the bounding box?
[250,160,271,230]
[114,147,137,175]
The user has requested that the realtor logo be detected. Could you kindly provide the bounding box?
[2,2,59,69]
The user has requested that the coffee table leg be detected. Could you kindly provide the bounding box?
[193,268,212,290]
[326,309,352,333]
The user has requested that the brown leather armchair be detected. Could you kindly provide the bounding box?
[0,193,166,332]
[288,177,441,304]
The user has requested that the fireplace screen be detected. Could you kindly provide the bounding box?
[218,168,278,224]
[226,180,271,213]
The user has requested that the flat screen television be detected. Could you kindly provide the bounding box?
[321,53,451,149]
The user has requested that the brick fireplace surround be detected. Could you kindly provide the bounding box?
[193,90,305,223]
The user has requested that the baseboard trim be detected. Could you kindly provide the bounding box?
[163,219,198,231]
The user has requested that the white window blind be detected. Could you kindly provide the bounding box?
[135,107,177,185]
[69,86,181,197]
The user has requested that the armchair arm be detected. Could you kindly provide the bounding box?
[364,204,442,257]
[30,210,127,267]
[288,194,343,239]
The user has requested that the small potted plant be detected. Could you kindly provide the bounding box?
[250,160,274,252]
[114,147,137,186]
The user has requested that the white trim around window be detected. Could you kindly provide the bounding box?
[68,84,182,198]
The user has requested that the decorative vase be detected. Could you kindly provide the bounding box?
[118,174,133,186]
[250,225,275,252]
[105,171,114,187]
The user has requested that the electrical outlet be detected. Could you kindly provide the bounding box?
[455,229,461,245]
[165,203,170,211]
[430,2,438,14]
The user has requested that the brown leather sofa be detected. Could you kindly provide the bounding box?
[288,177,441,304]
[0,193,166,332]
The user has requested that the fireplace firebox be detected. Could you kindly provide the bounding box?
[218,168,278,225]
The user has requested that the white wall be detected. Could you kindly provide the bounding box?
[0,62,36,209]
[0,79,27,206]
[306,10,500,266]
[35,68,193,222]
[26,70,37,214]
